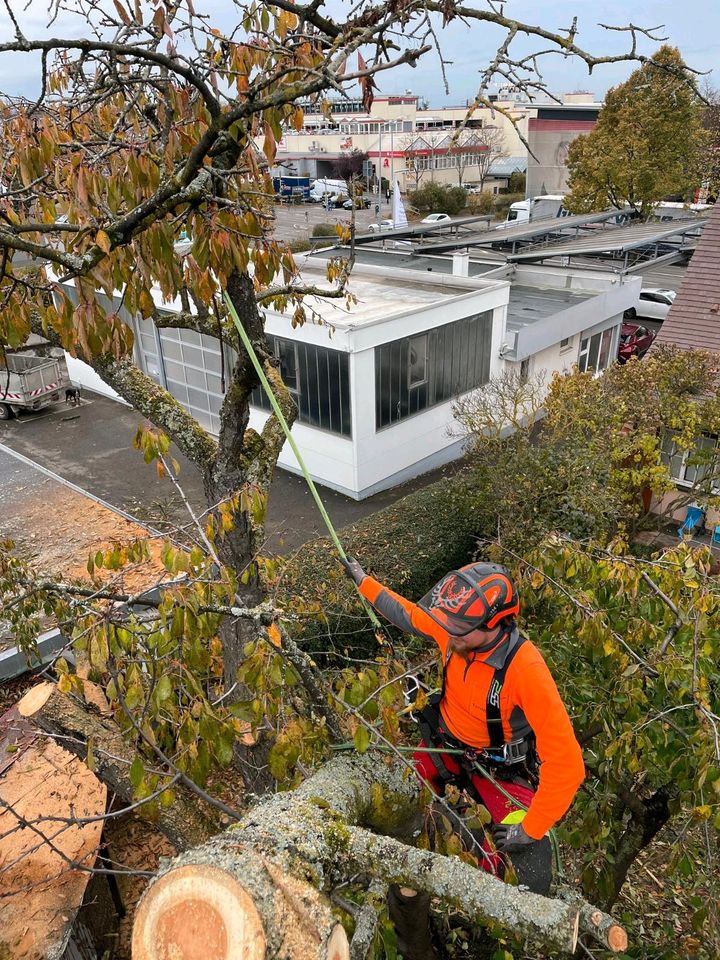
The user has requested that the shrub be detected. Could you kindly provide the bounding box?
[289,237,312,252]
[492,191,524,216]
[406,183,467,215]
[466,191,496,215]
[508,171,526,194]
[277,468,480,653]
[311,222,337,238]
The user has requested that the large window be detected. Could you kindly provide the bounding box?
[251,336,351,437]
[375,311,492,429]
[661,433,719,490]
[578,328,614,376]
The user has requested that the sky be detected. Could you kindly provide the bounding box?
[0,0,718,106]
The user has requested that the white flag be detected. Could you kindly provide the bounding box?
[392,180,408,228]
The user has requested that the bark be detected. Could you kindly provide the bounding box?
[603,787,673,909]
[204,268,298,795]
[133,753,627,957]
[18,682,218,851]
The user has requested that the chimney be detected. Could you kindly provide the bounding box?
[452,251,470,277]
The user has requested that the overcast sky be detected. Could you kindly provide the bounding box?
[0,0,717,105]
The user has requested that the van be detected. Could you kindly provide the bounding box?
[310,178,349,202]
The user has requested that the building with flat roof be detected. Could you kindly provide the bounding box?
[57,214,641,500]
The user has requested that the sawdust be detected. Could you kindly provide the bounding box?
[4,482,167,593]
[103,817,177,960]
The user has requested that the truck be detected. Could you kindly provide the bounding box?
[0,344,71,419]
[309,178,349,202]
[272,175,311,202]
[503,194,569,225]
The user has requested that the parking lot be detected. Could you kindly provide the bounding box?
[270,195,395,243]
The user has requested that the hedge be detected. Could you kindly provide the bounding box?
[275,469,482,653]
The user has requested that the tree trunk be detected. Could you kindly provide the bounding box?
[603,787,673,909]
[203,267,297,794]
[132,753,627,958]
[18,682,218,851]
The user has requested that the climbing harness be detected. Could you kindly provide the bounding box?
[224,293,390,644]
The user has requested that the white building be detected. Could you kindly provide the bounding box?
[59,242,639,500]
[245,251,638,497]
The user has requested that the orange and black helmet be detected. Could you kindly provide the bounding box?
[418,563,519,636]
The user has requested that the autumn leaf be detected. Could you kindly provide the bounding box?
[267,622,282,648]
[96,230,112,253]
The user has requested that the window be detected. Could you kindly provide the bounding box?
[408,335,428,387]
[662,433,719,489]
[519,358,530,384]
[251,336,351,436]
[578,328,614,376]
[560,336,573,352]
[375,311,492,428]
[276,340,298,398]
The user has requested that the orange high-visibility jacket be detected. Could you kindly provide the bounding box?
[359,575,584,839]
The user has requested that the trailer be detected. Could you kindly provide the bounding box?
[0,346,71,419]
[272,175,311,201]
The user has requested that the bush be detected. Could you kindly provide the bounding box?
[508,171,526,194]
[465,191,496,215]
[277,468,480,653]
[406,183,467,215]
[492,191,524,214]
[288,237,312,253]
[311,222,337,238]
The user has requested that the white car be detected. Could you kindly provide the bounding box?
[625,288,676,321]
[421,213,451,224]
[368,219,394,233]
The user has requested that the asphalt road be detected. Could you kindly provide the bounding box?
[0,393,457,555]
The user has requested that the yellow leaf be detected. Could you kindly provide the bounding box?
[267,622,282,648]
[96,229,112,253]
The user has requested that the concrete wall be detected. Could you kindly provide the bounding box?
[526,111,598,197]
[64,356,128,404]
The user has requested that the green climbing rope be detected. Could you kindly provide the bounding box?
[224,292,385,633]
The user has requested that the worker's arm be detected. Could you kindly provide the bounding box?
[513,655,585,840]
[358,574,449,653]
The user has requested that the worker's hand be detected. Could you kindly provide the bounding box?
[340,555,366,586]
[491,822,535,853]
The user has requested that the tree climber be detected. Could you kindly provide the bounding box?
[341,558,585,957]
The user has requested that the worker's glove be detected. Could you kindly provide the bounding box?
[491,822,535,853]
[340,555,366,586]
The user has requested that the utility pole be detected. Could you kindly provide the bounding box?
[390,125,395,205]
[377,128,382,210]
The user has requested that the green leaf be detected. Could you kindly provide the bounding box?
[129,756,144,792]
[353,725,371,754]
[155,674,173,703]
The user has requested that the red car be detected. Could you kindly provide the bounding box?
[618,322,656,364]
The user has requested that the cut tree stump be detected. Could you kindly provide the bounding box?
[0,708,106,960]
[16,681,218,851]
[132,753,627,958]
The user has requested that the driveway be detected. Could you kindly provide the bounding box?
[0,393,458,554]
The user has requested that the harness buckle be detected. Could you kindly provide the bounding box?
[501,739,528,764]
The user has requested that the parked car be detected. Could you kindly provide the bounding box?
[421,213,451,224]
[342,196,371,210]
[624,288,676,321]
[367,219,394,233]
[618,322,657,363]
